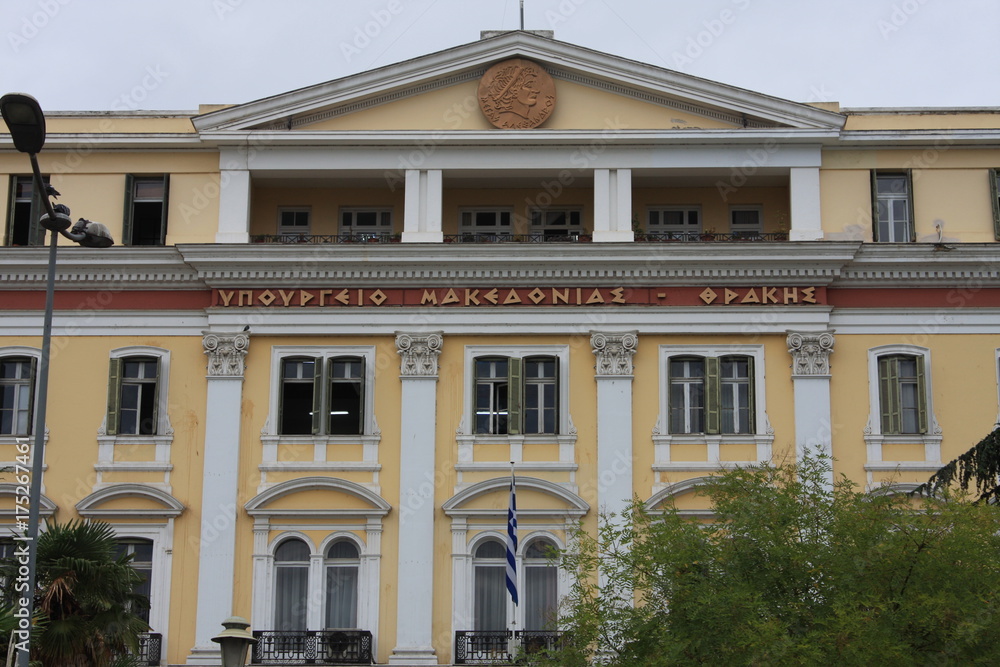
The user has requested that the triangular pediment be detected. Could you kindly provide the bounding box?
[193,32,845,134]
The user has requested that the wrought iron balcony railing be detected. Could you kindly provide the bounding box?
[251,233,399,244]
[135,632,162,666]
[251,629,373,665]
[249,232,790,245]
[454,630,565,665]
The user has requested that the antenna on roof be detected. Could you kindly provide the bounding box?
[520,0,524,30]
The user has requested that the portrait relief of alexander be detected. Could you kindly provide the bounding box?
[478,58,557,130]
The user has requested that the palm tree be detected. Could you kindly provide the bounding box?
[26,519,149,666]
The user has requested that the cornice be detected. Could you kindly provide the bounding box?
[836,244,1000,286]
[176,242,860,287]
[0,247,201,289]
[835,129,1000,147]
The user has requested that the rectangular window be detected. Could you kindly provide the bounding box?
[0,357,36,436]
[872,171,914,242]
[730,206,763,239]
[279,356,366,436]
[107,356,160,435]
[475,356,558,435]
[460,209,513,238]
[341,208,392,240]
[124,175,169,246]
[878,354,927,434]
[6,175,48,246]
[529,209,582,240]
[668,355,754,435]
[647,207,701,239]
[278,207,310,239]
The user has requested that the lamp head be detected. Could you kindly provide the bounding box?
[1,93,45,155]
[67,219,115,248]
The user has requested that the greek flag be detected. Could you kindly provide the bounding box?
[506,469,518,606]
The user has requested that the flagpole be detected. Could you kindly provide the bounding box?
[506,462,519,653]
[520,0,525,30]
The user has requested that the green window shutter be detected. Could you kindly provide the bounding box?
[705,356,720,435]
[106,358,122,436]
[915,355,928,434]
[870,170,880,242]
[746,356,756,433]
[311,358,323,435]
[878,356,900,434]
[507,357,522,436]
[122,174,135,246]
[150,357,161,435]
[903,170,915,242]
[990,169,1000,241]
[159,175,170,245]
[26,357,38,435]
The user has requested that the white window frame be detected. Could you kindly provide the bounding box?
[729,205,763,238]
[340,207,393,240]
[654,345,772,473]
[458,346,576,478]
[262,346,380,473]
[459,208,514,238]
[872,171,914,243]
[458,530,569,633]
[647,206,702,239]
[864,345,941,476]
[97,347,173,486]
[528,208,583,239]
[255,531,380,635]
[109,523,174,658]
[0,347,41,443]
[277,207,311,240]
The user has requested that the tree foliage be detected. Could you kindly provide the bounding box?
[1,520,149,667]
[545,457,1000,666]
[914,426,1000,503]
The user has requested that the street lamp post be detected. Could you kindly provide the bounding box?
[1,93,114,667]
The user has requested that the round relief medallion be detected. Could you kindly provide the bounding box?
[478,58,557,130]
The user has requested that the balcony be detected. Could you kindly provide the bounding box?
[251,629,373,665]
[132,632,162,666]
[251,233,400,244]
[248,232,790,245]
[454,630,565,665]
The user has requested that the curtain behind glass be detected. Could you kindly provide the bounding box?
[525,566,557,630]
[275,566,309,631]
[325,566,359,628]
[474,565,506,631]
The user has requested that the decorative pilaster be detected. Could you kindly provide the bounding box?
[215,168,251,243]
[186,331,250,665]
[789,167,823,241]
[787,330,835,489]
[390,332,442,665]
[593,168,634,242]
[591,332,637,518]
[402,169,443,243]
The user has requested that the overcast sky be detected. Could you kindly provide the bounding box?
[2,0,997,113]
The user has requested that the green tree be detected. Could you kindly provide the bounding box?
[547,457,1000,666]
[2,520,149,667]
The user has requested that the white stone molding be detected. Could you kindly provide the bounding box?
[645,477,715,519]
[591,331,638,377]
[202,331,250,377]
[0,484,56,522]
[786,330,835,377]
[395,331,443,377]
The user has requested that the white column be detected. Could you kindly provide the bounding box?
[789,167,823,241]
[787,331,835,489]
[186,331,250,665]
[591,332,638,516]
[216,169,251,243]
[592,168,633,243]
[402,169,443,243]
[390,332,443,665]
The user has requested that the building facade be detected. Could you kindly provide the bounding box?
[2,31,999,666]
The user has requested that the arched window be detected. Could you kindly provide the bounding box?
[523,539,558,630]
[274,539,310,631]
[473,540,507,631]
[324,540,359,628]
